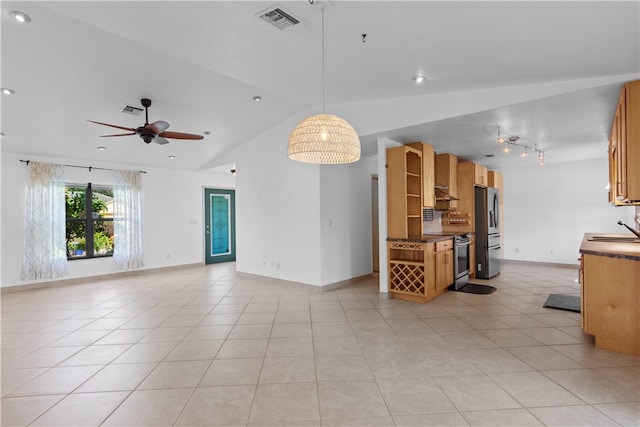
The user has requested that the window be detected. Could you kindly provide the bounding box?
[65,183,114,259]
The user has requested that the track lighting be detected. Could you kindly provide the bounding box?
[496,126,545,165]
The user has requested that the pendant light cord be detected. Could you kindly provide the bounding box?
[321,7,326,113]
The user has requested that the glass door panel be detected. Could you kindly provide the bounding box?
[204,188,235,264]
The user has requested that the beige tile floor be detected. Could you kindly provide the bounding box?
[1,262,639,426]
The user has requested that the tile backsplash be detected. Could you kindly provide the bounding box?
[423,208,443,234]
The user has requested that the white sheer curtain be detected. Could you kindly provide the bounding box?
[112,169,144,269]
[21,162,68,280]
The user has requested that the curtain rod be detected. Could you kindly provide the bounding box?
[19,160,147,174]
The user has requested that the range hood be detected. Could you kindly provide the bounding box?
[435,185,458,210]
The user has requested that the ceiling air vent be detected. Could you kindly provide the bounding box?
[258,5,301,30]
[121,105,144,116]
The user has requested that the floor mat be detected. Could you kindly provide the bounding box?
[453,284,497,294]
[543,294,581,313]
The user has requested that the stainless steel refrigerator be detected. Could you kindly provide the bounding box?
[474,186,501,279]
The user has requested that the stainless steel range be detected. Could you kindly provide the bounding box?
[453,233,471,290]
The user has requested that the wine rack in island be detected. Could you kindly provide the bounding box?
[387,238,452,304]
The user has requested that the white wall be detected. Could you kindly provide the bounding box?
[376,137,405,293]
[1,152,235,288]
[320,157,378,285]
[220,108,378,287]
[230,114,324,285]
[501,158,636,265]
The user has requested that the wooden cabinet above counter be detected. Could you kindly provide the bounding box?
[386,145,423,239]
[434,153,459,210]
[406,142,435,208]
[609,80,640,205]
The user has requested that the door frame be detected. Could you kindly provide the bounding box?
[203,187,236,264]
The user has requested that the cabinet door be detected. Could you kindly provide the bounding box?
[625,80,640,201]
[435,154,458,198]
[445,249,454,285]
[387,145,423,238]
[617,89,627,199]
[422,144,435,207]
[474,164,488,187]
[435,249,454,291]
[406,142,435,208]
[608,138,616,203]
[488,171,503,194]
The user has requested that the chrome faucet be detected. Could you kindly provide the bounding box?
[617,220,640,239]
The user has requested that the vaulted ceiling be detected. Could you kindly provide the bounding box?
[2,1,638,171]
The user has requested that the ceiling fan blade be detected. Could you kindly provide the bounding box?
[100,132,137,137]
[146,120,170,134]
[154,137,170,145]
[88,120,136,132]
[160,131,204,140]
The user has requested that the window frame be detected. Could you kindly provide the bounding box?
[65,182,114,260]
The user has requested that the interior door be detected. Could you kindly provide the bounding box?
[204,188,236,264]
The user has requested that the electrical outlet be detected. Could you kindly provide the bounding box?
[515,248,520,254]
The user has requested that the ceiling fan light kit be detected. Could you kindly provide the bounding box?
[89,98,203,145]
[287,5,360,164]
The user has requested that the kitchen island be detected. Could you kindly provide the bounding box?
[579,233,640,356]
[387,234,455,303]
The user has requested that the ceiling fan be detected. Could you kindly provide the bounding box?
[88,98,203,145]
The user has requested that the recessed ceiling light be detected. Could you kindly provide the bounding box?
[168,155,176,160]
[97,146,106,151]
[253,96,262,102]
[10,11,31,23]
[413,75,426,84]
[1,88,15,95]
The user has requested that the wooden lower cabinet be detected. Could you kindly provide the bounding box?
[580,253,640,356]
[435,240,454,292]
[387,239,453,303]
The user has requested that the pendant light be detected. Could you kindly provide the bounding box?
[288,6,360,164]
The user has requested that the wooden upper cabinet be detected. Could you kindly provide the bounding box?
[407,142,435,208]
[609,80,640,205]
[435,153,458,208]
[386,145,423,239]
[473,163,488,187]
[488,171,503,196]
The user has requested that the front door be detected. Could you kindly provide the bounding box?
[204,188,236,264]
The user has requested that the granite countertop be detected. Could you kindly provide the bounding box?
[580,233,640,261]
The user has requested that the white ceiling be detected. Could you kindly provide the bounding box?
[2,1,639,171]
